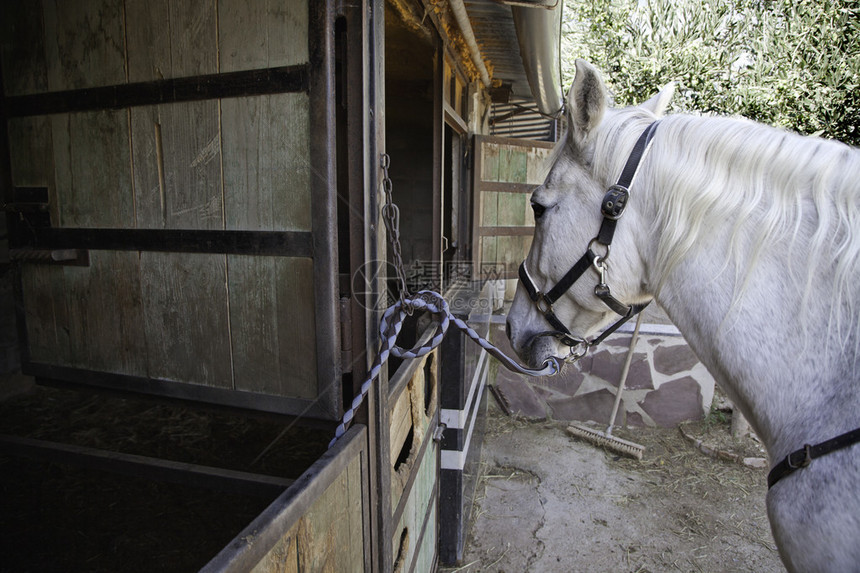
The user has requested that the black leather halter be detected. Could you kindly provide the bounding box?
[768,427,860,488]
[518,121,659,359]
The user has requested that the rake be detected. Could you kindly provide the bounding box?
[567,312,646,460]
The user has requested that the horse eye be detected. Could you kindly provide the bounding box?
[531,202,546,219]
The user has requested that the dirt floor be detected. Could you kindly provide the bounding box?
[443,398,784,573]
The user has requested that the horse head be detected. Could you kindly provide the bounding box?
[506,60,674,368]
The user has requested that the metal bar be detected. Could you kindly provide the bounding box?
[25,362,338,420]
[5,64,309,117]
[0,434,294,498]
[477,134,556,149]
[10,227,313,257]
[201,424,367,573]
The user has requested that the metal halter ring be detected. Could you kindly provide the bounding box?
[564,342,590,363]
[535,292,553,314]
[588,238,611,263]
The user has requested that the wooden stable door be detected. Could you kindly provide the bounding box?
[472,135,555,281]
[2,0,342,420]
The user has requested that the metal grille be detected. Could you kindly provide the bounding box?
[490,97,558,141]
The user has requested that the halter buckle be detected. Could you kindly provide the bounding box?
[602,185,630,220]
[787,444,813,469]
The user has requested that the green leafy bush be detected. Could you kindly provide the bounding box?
[562,0,860,145]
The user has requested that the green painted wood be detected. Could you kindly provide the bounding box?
[496,192,527,226]
[391,439,437,573]
[481,191,499,227]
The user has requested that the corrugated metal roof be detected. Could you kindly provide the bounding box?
[464,1,533,98]
[461,0,561,137]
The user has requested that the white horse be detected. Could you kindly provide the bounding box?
[506,59,860,572]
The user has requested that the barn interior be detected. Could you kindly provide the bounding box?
[0,1,563,571]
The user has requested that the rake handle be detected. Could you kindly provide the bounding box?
[606,311,644,435]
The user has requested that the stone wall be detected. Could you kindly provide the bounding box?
[490,320,716,428]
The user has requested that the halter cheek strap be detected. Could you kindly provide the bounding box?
[518,121,659,355]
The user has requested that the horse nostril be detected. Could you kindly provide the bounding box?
[505,319,512,341]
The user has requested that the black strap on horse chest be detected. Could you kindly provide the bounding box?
[518,121,659,348]
[768,427,860,488]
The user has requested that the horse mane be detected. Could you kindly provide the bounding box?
[594,110,860,343]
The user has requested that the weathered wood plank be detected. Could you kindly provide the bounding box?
[480,191,498,227]
[526,145,554,184]
[51,110,134,228]
[0,1,48,96]
[391,437,437,572]
[128,0,222,231]
[295,455,365,573]
[42,0,126,91]
[508,148,528,183]
[217,0,316,398]
[227,256,317,398]
[250,522,300,573]
[218,0,308,70]
[389,382,413,468]
[6,116,57,225]
[126,0,233,389]
[481,143,499,182]
[221,93,311,232]
[19,265,71,365]
[140,252,232,388]
[13,0,148,381]
[63,251,147,376]
[497,146,512,183]
[496,191,527,227]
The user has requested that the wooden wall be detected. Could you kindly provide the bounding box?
[1,0,331,412]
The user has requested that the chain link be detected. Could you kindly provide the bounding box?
[380,154,411,309]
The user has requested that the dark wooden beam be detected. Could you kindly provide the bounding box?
[5,65,309,117]
[0,434,294,498]
[10,227,314,257]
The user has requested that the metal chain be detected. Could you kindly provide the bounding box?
[380,154,410,307]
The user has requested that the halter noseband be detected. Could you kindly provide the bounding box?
[518,121,660,362]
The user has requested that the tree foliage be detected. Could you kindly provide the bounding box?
[562,0,860,146]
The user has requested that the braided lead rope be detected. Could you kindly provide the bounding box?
[328,290,561,448]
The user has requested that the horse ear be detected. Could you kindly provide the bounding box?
[566,60,607,148]
[640,82,676,117]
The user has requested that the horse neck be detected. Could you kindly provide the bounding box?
[625,115,860,460]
